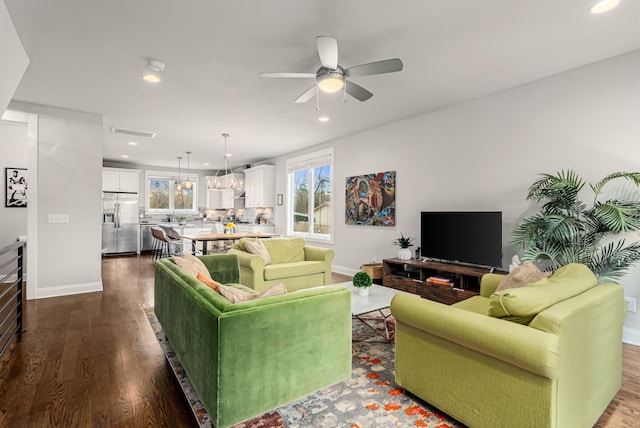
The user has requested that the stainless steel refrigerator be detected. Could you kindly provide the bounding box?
[102,192,139,254]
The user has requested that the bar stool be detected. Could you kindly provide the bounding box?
[150,227,183,259]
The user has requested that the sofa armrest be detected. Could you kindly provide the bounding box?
[304,245,334,262]
[198,254,240,283]
[390,293,559,379]
[227,248,265,290]
[304,245,334,285]
[480,273,505,297]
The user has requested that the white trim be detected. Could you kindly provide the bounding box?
[35,281,103,299]
[623,327,640,346]
[332,264,358,277]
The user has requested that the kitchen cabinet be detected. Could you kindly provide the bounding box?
[181,226,212,254]
[103,168,140,192]
[206,188,234,209]
[244,165,275,208]
[235,224,276,234]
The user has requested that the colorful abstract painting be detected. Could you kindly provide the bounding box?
[345,171,395,226]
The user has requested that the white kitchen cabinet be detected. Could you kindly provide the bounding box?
[206,188,234,209]
[235,224,276,234]
[103,168,140,192]
[244,165,275,208]
[181,226,212,254]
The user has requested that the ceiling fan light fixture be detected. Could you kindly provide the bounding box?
[317,69,345,93]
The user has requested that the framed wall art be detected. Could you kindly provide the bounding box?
[5,168,27,208]
[345,170,395,226]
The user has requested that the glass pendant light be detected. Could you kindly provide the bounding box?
[184,151,192,189]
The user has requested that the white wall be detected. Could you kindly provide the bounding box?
[0,119,28,246]
[8,101,103,299]
[273,49,640,343]
[0,0,29,113]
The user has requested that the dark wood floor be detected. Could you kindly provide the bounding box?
[0,255,638,427]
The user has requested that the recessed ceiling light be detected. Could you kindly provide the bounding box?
[121,154,129,158]
[128,141,138,146]
[142,73,161,83]
[318,116,330,122]
[589,0,621,14]
[203,162,210,166]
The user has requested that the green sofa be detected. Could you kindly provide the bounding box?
[154,254,351,428]
[227,237,334,292]
[390,263,626,428]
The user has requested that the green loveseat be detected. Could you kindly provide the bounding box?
[227,237,334,292]
[390,263,626,428]
[154,254,351,428]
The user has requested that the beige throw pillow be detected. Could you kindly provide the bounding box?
[218,284,256,303]
[257,282,287,298]
[172,256,202,278]
[495,262,551,292]
[244,239,272,265]
[217,283,287,303]
[184,254,212,279]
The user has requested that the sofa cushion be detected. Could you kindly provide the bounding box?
[244,239,272,265]
[496,262,551,292]
[263,261,326,281]
[488,263,598,324]
[262,238,306,264]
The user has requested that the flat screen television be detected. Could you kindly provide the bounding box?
[421,211,502,268]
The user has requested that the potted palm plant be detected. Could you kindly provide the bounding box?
[512,169,640,282]
[352,271,373,296]
[392,233,415,260]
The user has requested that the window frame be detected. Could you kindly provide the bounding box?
[285,147,334,243]
[145,170,198,214]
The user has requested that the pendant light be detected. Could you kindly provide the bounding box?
[211,133,243,191]
[184,151,192,189]
[176,156,183,191]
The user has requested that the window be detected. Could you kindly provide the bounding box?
[146,171,198,213]
[286,148,333,241]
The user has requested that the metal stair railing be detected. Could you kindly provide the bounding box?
[0,241,25,357]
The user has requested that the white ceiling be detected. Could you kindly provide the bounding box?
[5,0,640,170]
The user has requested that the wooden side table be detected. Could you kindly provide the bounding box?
[361,262,383,284]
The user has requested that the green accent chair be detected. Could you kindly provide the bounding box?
[227,237,334,292]
[154,254,351,428]
[390,263,626,428]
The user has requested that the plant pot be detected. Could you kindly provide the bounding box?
[398,248,412,260]
[356,286,370,296]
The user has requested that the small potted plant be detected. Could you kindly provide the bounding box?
[178,215,188,225]
[392,233,415,260]
[352,271,373,296]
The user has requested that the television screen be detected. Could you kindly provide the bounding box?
[421,211,502,268]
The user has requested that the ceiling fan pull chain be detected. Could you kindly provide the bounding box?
[344,83,347,103]
[316,86,320,111]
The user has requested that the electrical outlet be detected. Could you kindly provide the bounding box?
[624,297,636,313]
[48,213,69,224]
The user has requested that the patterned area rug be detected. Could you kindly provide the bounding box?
[144,307,465,428]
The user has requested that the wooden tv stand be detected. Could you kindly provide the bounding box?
[382,258,507,304]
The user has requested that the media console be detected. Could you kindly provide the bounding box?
[383,258,507,304]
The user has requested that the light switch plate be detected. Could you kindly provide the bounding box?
[624,297,636,313]
[48,213,69,224]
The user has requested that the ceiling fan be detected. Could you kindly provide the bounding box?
[260,36,403,103]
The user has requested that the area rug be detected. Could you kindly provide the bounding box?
[144,307,465,428]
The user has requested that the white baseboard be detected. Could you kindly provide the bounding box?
[35,281,103,299]
[623,327,640,346]
[333,265,358,277]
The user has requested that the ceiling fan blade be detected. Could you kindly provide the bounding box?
[260,72,316,79]
[345,58,403,78]
[317,36,338,69]
[294,85,317,103]
[345,80,373,102]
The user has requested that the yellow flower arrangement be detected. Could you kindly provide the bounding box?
[225,222,236,229]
